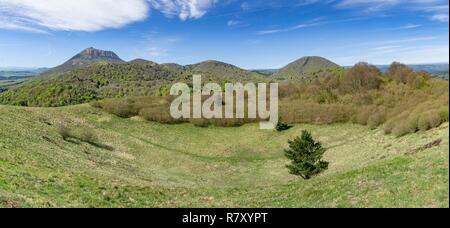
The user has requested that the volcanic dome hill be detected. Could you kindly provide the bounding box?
[275,56,342,80]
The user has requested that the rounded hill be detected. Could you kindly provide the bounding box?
[275,56,341,80]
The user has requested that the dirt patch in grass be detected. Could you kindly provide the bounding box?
[1,199,19,208]
[407,139,443,155]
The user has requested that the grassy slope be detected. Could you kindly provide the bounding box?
[0,104,448,208]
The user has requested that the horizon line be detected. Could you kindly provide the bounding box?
[2,61,449,71]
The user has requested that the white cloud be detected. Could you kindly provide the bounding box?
[0,0,149,32]
[227,20,241,26]
[147,47,168,57]
[431,13,449,22]
[0,16,48,33]
[0,0,217,32]
[149,0,217,20]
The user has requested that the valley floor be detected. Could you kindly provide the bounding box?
[0,104,448,208]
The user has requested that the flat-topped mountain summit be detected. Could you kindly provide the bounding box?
[48,47,125,73]
[75,47,122,61]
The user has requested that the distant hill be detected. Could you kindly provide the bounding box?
[0,71,35,80]
[0,67,48,72]
[0,68,48,94]
[274,56,341,80]
[128,59,158,66]
[251,69,278,76]
[375,63,449,73]
[374,63,449,79]
[0,68,48,80]
[161,63,186,72]
[186,60,264,82]
[47,47,124,73]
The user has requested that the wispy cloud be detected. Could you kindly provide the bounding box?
[133,30,182,60]
[338,36,441,49]
[334,44,449,65]
[372,45,402,51]
[431,13,449,22]
[337,0,399,9]
[258,17,325,35]
[149,0,218,20]
[147,47,168,57]
[226,19,250,28]
[257,16,375,35]
[336,0,449,23]
[417,3,449,22]
[399,24,422,29]
[0,16,48,33]
[227,20,240,26]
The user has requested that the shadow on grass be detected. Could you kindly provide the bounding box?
[62,136,114,151]
[84,141,115,151]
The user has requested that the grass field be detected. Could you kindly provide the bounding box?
[0,104,448,208]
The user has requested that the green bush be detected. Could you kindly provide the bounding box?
[101,99,139,118]
[139,107,177,124]
[418,110,446,131]
[90,101,103,109]
[57,125,72,140]
[392,115,419,137]
[57,125,99,145]
[276,120,293,132]
[341,62,383,92]
[353,106,373,125]
[367,108,387,129]
[439,108,449,122]
[77,129,98,144]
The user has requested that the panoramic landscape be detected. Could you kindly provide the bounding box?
[0,0,449,210]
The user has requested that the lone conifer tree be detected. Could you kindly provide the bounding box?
[285,130,329,179]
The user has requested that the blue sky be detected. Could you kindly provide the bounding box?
[0,0,448,69]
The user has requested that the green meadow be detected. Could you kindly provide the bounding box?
[1,104,448,208]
